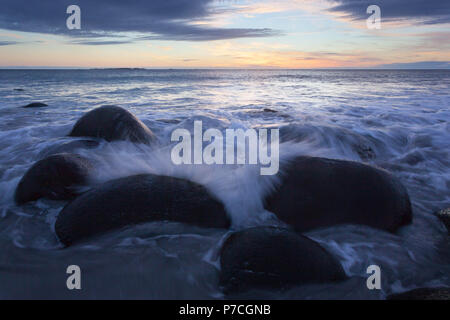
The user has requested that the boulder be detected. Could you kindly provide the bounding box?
[15,153,93,204]
[220,227,346,293]
[388,287,450,300]
[69,105,156,145]
[265,156,412,233]
[55,174,230,246]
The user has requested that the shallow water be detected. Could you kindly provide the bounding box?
[0,69,449,299]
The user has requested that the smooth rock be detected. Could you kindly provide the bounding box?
[69,105,156,144]
[15,153,93,204]
[220,227,346,293]
[264,156,412,233]
[55,174,230,246]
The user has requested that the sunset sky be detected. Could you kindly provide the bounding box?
[0,0,449,68]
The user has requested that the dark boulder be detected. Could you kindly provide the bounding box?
[15,153,93,204]
[265,156,412,233]
[435,208,450,234]
[69,105,156,145]
[220,227,346,293]
[39,140,100,158]
[388,287,450,300]
[22,102,48,108]
[55,174,230,246]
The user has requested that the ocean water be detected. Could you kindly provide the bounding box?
[0,69,449,299]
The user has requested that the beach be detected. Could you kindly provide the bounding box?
[0,69,449,299]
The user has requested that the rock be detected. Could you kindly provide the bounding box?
[354,144,376,161]
[219,227,346,293]
[55,174,230,246]
[388,287,450,300]
[39,140,100,158]
[399,150,425,166]
[265,156,412,233]
[435,208,450,233]
[69,105,156,145]
[15,153,93,204]
[279,124,379,161]
[22,102,48,108]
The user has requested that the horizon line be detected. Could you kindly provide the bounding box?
[1,67,449,70]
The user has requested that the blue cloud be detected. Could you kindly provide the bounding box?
[0,0,278,41]
[328,0,450,24]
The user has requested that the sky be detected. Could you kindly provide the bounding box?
[0,0,449,68]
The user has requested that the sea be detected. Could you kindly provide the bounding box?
[0,69,449,299]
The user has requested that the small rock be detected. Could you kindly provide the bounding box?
[22,102,48,108]
[354,144,376,161]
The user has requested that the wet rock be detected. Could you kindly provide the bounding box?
[399,150,425,166]
[354,144,376,161]
[22,102,48,108]
[15,153,93,204]
[264,156,412,233]
[69,105,157,145]
[157,118,181,124]
[55,174,230,246]
[388,287,450,300]
[279,124,380,161]
[435,208,450,234]
[220,227,346,293]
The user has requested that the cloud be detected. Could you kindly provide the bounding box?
[0,0,278,42]
[141,27,277,41]
[70,40,134,46]
[327,0,450,24]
